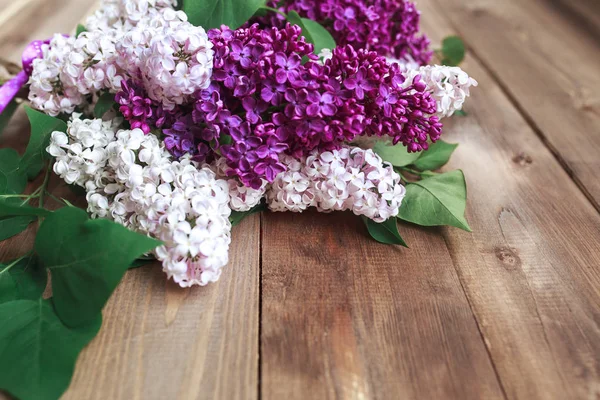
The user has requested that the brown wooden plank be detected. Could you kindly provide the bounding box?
[0,0,97,64]
[430,0,600,210]
[547,0,600,40]
[416,1,600,398]
[261,214,505,399]
[62,217,260,400]
[0,2,260,399]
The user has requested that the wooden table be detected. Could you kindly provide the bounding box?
[1,0,599,399]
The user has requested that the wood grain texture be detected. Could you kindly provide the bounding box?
[547,0,600,39]
[0,0,97,64]
[261,211,504,400]
[431,0,600,211]
[418,1,600,398]
[62,217,260,400]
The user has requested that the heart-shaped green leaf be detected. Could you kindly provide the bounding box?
[184,0,266,29]
[412,140,458,171]
[76,24,87,37]
[0,257,47,304]
[34,207,161,327]
[0,215,36,241]
[287,11,336,54]
[372,141,420,167]
[0,197,51,218]
[230,203,266,226]
[0,299,101,400]
[0,100,19,137]
[398,170,471,231]
[0,148,27,194]
[363,216,408,247]
[94,92,117,118]
[0,197,45,242]
[441,36,465,66]
[22,106,67,179]
[129,257,155,270]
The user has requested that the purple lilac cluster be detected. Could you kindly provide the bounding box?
[194,24,440,189]
[324,45,441,150]
[116,23,441,189]
[116,80,199,158]
[257,0,432,65]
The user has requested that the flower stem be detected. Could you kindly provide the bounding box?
[38,163,53,211]
[45,191,68,207]
[0,254,29,274]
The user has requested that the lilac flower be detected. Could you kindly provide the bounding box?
[254,157,286,182]
[306,91,337,117]
[242,96,268,124]
[212,60,241,89]
[115,80,155,134]
[284,88,308,118]
[274,52,302,84]
[375,85,398,117]
[256,136,289,159]
[255,0,433,65]
[344,67,375,100]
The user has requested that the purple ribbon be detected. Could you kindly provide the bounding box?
[0,39,50,114]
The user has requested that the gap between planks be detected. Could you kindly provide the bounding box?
[430,0,600,214]
[418,1,600,399]
[429,0,600,216]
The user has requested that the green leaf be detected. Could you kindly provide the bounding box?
[0,215,36,241]
[398,170,471,231]
[34,207,161,327]
[0,100,19,137]
[0,299,101,400]
[412,140,458,171]
[219,133,233,146]
[287,11,336,54]
[441,36,465,66]
[0,197,42,242]
[184,0,266,30]
[76,24,87,37]
[0,148,27,194]
[0,197,51,218]
[454,109,467,117]
[362,216,408,247]
[22,106,68,179]
[129,257,154,270]
[230,203,266,226]
[372,141,420,167]
[94,92,117,118]
[0,257,47,304]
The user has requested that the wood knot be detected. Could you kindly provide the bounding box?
[495,247,521,270]
[468,6,487,18]
[512,152,533,166]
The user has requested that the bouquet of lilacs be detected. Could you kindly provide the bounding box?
[0,1,476,398]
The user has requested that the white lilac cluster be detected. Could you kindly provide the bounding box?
[213,157,267,212]
[266,146,406,223]
[86,0,179,32]
[28,0,213,116]
[387,54,421,73]
[47,115,232,287]
[126,13,214,109]
[403,65,478,118]
[29,35,87,116]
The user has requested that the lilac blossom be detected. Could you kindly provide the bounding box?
[255,0,432,65]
